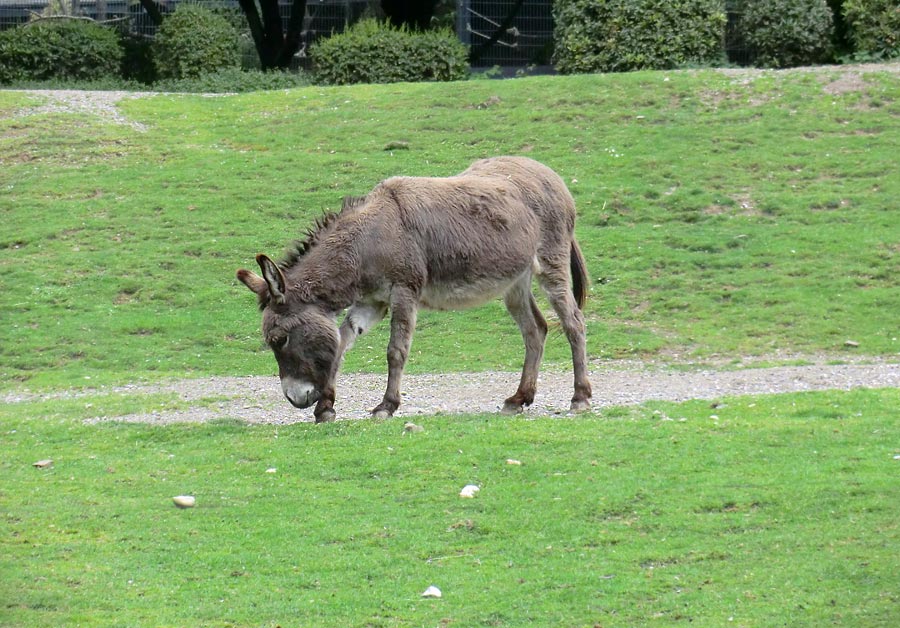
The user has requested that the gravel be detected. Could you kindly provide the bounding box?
[13,89,155,131]
[5,357,898,425]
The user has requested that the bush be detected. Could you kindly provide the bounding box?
[553,0,726,74]
[310,19,469,85]
[739,0,834,67]
[0,19,123,84]
[153,67,310,93]
[843,0,900,60]
[152,4,240,80]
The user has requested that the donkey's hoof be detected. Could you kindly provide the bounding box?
[315,409,336,423]
[501,402,524,416]
[570,399,591,414]
[372,409,393,419]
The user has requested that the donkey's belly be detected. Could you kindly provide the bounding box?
[420,258,536,310]
[420,276,517,310]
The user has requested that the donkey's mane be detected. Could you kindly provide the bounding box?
[280,212,339,270]
[279,195,368,271]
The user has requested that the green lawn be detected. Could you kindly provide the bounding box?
[1,66,898,390]
[1,66,899,627]
[2,388,899,626]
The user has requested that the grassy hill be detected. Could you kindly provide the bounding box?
[1,65,898,389]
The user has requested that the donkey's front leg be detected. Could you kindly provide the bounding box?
[314,303,388,423]
[373,286,418,419]
[313,386,336,423]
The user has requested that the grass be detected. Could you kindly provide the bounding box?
[1,66,898,390]
[0,67,898,625]
[2,388,898,626]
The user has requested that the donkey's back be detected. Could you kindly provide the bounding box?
[369,157,579,304]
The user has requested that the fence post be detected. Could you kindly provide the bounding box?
[456,0,470,48]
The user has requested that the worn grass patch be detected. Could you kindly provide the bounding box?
[2,388,898,626]
[1,66,899,390]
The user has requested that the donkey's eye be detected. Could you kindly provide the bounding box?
[270,335,290,350]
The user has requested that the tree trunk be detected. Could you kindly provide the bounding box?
[137,0,162,26]
[239,0,309,70]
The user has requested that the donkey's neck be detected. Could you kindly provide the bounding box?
[284,240,361,312]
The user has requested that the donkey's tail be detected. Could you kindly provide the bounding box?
[570,240,589,310]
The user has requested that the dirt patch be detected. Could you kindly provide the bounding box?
[823,73,869,96]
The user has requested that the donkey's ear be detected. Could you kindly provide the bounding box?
[256,254,287,304]
[236,268,267,296]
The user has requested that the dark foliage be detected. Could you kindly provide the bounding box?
[152,4,240,80]
[843,0,900,60]
[310,19,468,85]
[553,0,726,74]
[0,19,122,83]
[738,0,834,67]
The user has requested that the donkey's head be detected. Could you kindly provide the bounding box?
[237,254,340,409]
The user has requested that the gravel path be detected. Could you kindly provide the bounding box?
[12,89,155,131]
[5,357,897,425]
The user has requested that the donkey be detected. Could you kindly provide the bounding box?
[237,156,592,422]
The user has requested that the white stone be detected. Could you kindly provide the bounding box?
[421,585,442,598]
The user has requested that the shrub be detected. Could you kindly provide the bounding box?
[739,0,834,67]
[152,4,240,80]
[843,0,900,60]
[310,19,469,85]
[154,67,310,93]
[553,0,726,74]
[0,19,122,84]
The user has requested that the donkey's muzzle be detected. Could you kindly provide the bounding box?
[281,378,321,409]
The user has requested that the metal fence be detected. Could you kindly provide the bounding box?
[0,0,750,69]
[0,1,367,44]
[458,0,554,68]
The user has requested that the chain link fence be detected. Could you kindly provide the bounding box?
[0,0,369,66]
[0,0,751,69]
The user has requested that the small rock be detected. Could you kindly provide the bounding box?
[459,485,480,498]
[476,95,501,109]
[172,495,196,509]
[403,422,424,433]
[32,459,53,469]
[383,140,409,151]
[265,468,277,474]
[421,585,442,598]
[844,340,860,348]
[506,459,523,466]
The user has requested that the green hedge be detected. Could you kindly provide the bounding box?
[739,0,835,67]
[843,0,900,60]
[553,0,726,74]
[0,19,122,83]
[310,19,469,85]
[152,4,240,80]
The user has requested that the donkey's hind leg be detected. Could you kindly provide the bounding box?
[538,261,592,412]
[501,272,548,414]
